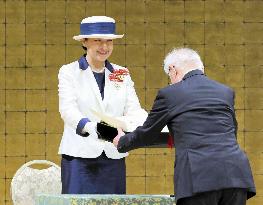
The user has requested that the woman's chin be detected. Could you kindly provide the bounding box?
[97,55,110,62]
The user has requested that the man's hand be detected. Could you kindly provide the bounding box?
[113,128,125,147]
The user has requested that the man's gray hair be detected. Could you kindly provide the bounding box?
[163,48,204,74]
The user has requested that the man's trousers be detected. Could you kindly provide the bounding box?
[177,188,247,205]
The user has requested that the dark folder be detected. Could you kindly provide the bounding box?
[96,122,120,142]
[96,122,172,148]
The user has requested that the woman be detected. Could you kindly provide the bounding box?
[58,16,147,194]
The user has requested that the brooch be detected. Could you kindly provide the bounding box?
[109,69,129,89]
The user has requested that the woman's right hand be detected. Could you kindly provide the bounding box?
[83,122,97,135]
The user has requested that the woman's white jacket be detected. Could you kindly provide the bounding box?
[58,56,147,159]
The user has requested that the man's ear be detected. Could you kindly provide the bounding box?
[175,69,178,76]
[168,65,173,72]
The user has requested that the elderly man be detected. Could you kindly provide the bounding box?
[114,48,256,205]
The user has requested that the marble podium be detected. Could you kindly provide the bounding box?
[36,194,175,205]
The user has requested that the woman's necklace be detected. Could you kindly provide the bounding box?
[91,67,105,73]
[86,56,105,73]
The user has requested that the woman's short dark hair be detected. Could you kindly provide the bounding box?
[82,38,88,50]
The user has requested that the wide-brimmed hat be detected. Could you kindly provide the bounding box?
[73,16,124,41]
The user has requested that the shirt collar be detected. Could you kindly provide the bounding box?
[182,69,204,80]
[78,55,114,73]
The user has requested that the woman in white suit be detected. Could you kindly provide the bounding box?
[58,16,147,194]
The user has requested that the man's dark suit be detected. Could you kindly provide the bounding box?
[117,70,256,202]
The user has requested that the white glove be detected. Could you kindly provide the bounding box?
[82,122,97,135]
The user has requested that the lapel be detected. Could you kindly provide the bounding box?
[103,60,115,109]
[78,55,104,112]
[78,56,115,112]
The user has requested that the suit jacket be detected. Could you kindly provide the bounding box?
[118,69,256,201]
[58,56,147,159]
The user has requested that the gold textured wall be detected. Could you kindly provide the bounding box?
[0,0,263,204]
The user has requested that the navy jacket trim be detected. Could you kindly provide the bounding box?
[76,118,90,137]
[78,55,89,70]
[105,60,114,72]
[78,55,114,73]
